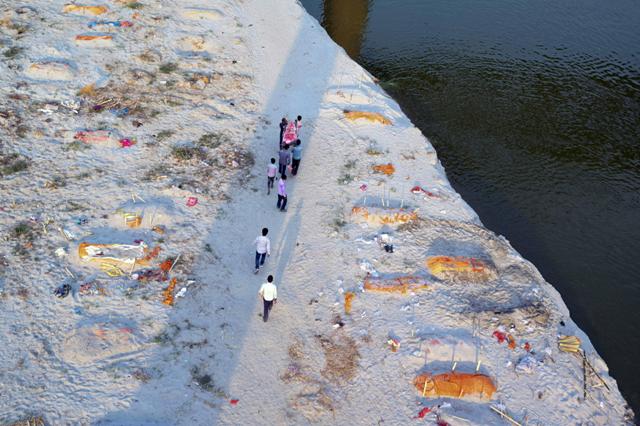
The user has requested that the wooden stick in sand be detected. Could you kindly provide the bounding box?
[490,406,522,426]
[583,352,588,400]
[168,253,181,273]
[64,267,75,279]
[582,351,610,391]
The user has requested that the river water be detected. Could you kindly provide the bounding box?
[301,0,640,414]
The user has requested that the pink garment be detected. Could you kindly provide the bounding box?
[278,178,287,196]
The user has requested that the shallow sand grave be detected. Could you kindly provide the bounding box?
[0,0,635,424]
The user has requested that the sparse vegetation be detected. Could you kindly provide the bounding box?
[337,159,357,185]
[126,2,144,9]
[366,147,382,155]
[0,153,29,176]
[10,222,33,240]
[152,331,171,345]
[16,125,29,138]
[159,62,178,74]
[190,366,227,397]
[197,132,228,149]
[171,145,206,161]
[144,164,171,181]
[3,46,22,58]
[66,140,91,152]
[156,130,175,141]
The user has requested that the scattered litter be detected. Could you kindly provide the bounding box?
[88,20,133,29]
[136,269,167,282]
[162,277,178,306]
[100,263,124,277]
[55,247,67,257]
[359,259,378,276]
[176,287,187,298]
[230,399,239,405]
[54,283,71,298]
[515,355,538,375]
[186,197,198,207]
[387,337,400,352]
[411,185,438,198]
[119,138,136,148]
[344,291,355,314]
[492,329,516,350]
[59,228,76,241]
[558,335,581,353]
[372,163,395,175]
[152,225,166,234]
[414,406,431,419]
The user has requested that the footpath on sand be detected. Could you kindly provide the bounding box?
[0,0,632,425]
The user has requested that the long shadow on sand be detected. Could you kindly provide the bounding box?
[96,2,340,424]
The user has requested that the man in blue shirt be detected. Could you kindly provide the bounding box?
[291,139,302,176]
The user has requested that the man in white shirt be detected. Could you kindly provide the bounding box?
[258,275,278,322]
[254,227,271,273]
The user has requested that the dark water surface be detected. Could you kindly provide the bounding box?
[301,0,640,414]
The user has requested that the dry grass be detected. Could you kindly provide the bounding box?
[7,416,46,426]
[317,333,359,384]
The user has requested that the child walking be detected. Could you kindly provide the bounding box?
[267,158,277,194]
[277,175,287,212]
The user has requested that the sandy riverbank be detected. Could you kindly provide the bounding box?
[0,0,633,425]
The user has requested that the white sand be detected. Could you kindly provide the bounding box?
[0,0,633,425]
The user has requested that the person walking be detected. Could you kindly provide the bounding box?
[258,275,277,322]
[267,157,277,194]
[279,117,288,149]
[278,145,291,177]
[277,175,287,212]
[254,227,270,273]
[291,139,302,176]
[294,115,302,134]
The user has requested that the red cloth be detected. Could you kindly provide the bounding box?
[492,330,507,343]
[415,407,431,419]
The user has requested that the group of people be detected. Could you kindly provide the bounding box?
[266,116,303,212]
[254,115,305,322]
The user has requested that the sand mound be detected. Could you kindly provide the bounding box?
[180,8,224,21]
[25,62,74,81]
[60,322,141,365]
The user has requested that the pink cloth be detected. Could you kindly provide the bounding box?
[186,197,198,207]
[278,179,287,196]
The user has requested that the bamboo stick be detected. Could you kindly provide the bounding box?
[490,406,522,426]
